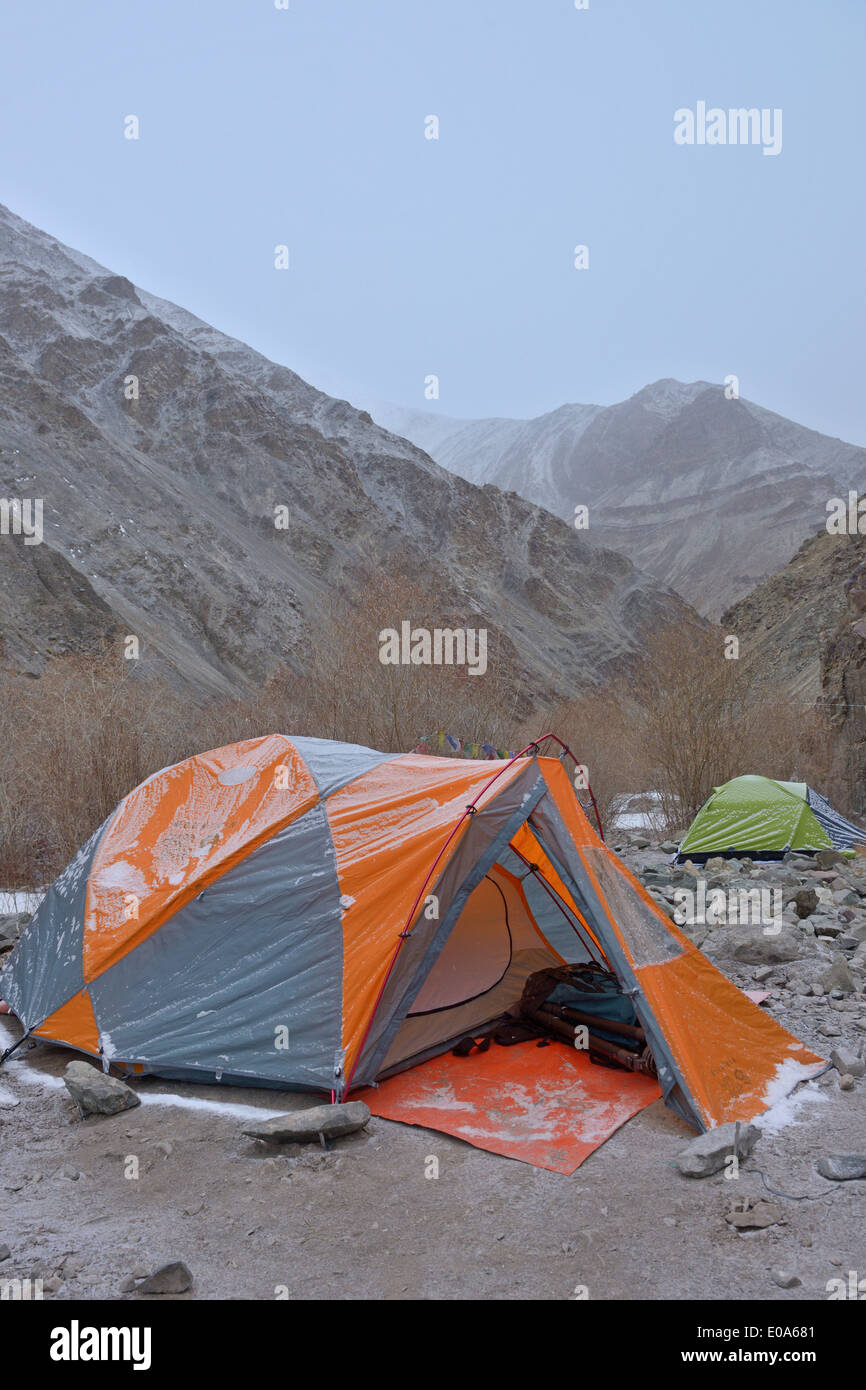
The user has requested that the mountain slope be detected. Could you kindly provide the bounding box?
[0,203,690,701]
[721,529,866,704]
[720,527,866,812]
[370,383,866,617]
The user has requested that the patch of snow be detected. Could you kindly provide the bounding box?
[0,890,45,915]
[753,1058,830,1136]
[0,1035,283,1124]
[93,860,149,895]
[139,1092,283,1123]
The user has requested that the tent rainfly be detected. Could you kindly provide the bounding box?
[0,738,825,1132]
[676,775,866,864]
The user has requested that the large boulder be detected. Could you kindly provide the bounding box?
[243,1100,370,1144]
[63,1060,140,1116]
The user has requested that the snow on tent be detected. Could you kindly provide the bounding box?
[676,774,866,864]
[0,736,824,1134]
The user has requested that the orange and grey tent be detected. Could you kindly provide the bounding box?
[0,735,824,1130]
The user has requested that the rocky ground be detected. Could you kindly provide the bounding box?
[0,841,863,1304]
[613,835,866,1073]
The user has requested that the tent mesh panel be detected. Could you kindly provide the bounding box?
[581,847,684,969]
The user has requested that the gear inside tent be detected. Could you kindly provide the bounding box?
[0,737,825,1135]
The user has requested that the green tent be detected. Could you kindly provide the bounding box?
[676,775,866,863]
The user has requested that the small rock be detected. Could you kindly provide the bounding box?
[675,1121,760,1178]
[119,1275,138,1293]
[137,1261,192,1295]
[243,1101,371,1145]
[839,1073,855,1091]
[816,850,845,869]
[772,1269,801,1289]
[793,888,819,918]
[63,1061,140,1117]
[816,1153,866,1181]
[729,929,800,965]
[725,1199,783,1230]
[0,1244,10,1261]
[834,890,861,908]
[821,954,857,995]
[830,1046,865,1078]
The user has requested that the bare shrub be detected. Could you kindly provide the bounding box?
[0,566,529,884]
[0,676,36,885]
[4,655,183,877]
[2,593,852,891]
[630,620,846,832]
[300,563,525,752]
[524,689,641,834]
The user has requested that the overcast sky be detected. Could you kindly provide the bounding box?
[2,0,864,441]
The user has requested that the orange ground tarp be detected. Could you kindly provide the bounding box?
[361,1039,661,1174]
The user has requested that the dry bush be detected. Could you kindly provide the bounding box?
[0,566,529,885]
[299,563,525,753]
[523,689,641,834]
[3,587,852,891]
[0,677,35,885]
[0,655,191,881]
[747,700,839,795]
[629,620,846,832]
